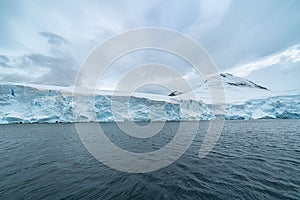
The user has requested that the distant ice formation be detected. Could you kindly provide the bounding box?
[0,74,299,124]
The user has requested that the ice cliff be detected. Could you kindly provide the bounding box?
[0,80,299,124]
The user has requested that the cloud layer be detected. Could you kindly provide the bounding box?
[228,44,300,77]
[0,0,299,91]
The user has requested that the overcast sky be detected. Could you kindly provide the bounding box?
[0,0,299,92]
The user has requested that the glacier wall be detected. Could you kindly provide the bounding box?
[0,84,299,124]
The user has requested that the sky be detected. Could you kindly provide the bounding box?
[0,0,300,92]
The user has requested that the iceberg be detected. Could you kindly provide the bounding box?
[0,82,299,124]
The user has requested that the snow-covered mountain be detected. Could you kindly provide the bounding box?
[181,73,298,104]
[0,74,299,124]
[218,73,268,90]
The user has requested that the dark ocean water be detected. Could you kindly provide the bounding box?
[0,120,299,199]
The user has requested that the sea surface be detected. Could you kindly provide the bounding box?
[0,120,299,199]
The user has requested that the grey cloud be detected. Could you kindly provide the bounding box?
[199,0,300,70]
[0,55,9,67]
[30,54,78,86]
[0,71,33,83]
[0,31,78,86]
[40,31,68,46]
[100,49,198,89]
[27,54,71,67]
[1,0,299,92]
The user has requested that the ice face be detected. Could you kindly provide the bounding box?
[225,95,300,120]
[0,84,299,124]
